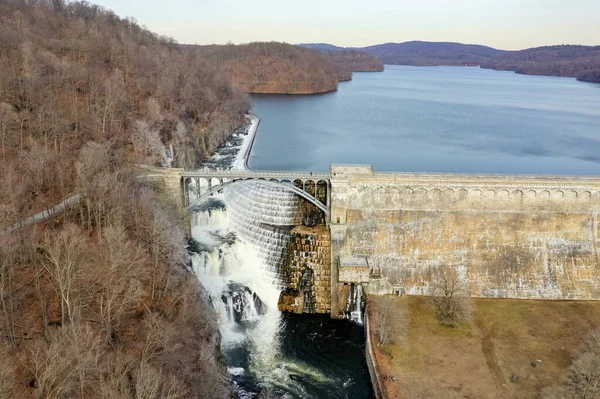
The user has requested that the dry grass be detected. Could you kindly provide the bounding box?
[369,296,600,399]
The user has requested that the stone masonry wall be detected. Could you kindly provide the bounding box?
[329,166,600,314]
[280,227,331,314]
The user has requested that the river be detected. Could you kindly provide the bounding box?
[249,65,600,175]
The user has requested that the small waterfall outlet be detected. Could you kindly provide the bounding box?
[349,284,364,324]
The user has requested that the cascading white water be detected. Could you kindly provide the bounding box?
[185,115,372,398]
[189,181,324,397]
[350,284,364,324]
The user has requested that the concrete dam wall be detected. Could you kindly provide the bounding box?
[329,165,600,316]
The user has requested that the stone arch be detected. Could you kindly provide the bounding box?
[496,189,510,198]
[484,189,496,199]
[551,190,565,199]
[524,190,537,199]
[537,190,551,198]
[429,188,442,197]
[510,189,523,198]
[456,188,469,198]
[316,180,328,204]
[469,188,483,198]
[304,180,316,197]
[579,190,592,199]
[565,190,578,199]
[209,177,221,188]
[414,188,428,199]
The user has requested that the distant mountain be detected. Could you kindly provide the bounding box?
[301,41,505,66]
[359,41,505,66]
[298,44,384,72]
[298,43,347,52]
[301,41,600,83]
[482,45,600,83]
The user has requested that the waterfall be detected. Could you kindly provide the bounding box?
[349,284,364,324]
[189,183,311,397]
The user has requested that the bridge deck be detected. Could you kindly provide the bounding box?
[181,170,331,180]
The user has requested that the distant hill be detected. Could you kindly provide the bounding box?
[360,41,505,66]
[326,51,384,73]
[301,41,600,83]
[298,43,347,52]
[297,45,384,72]
[302,41,505,66]
[482,45,600,83]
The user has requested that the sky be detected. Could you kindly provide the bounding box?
[92,0,598,50]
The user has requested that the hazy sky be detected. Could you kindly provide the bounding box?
[93,0,598,50]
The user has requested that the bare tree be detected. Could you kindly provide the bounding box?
[429,266,472,327]
[131,120,167,166]
[30,323,103,398]
[134,362,189,399]
[567,330,600,398]
[0,235,18,346]
[93,224,146,342]
[374,295,406,346]
[39,224,88,326]
[0,102,16,160]
[0,340,16,396]
[98,352,189,399]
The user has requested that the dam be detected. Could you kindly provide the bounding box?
[146,163,600,318]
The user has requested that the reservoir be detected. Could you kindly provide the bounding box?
[249,65,600,175]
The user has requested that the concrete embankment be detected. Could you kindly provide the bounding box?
[232,114,260,171]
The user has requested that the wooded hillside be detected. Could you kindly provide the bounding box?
[190,42,352,94]
[303,41,600,83]
[0,0,247,397]
[327,50,384,72]
[482,45,600,84]
[359,41,504,66]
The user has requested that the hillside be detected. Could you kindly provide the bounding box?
[482,45,600,83]
[303,41,600,83]
[0,0,248,397]
[298,43,347,52]
[327,50,384,72]
[191,42,350,94]
[360,41,505,66]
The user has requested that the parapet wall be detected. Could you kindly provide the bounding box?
[330,165,600,314]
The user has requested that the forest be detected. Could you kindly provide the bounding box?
[0,0,251,397]
[304,41,600,83]
[190,43,383,94]
[481,45,600,84]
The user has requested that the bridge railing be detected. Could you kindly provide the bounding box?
[181,169,331,179]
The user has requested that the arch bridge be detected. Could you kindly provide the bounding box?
[181,170,331,218]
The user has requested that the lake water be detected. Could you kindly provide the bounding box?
[249,65,600,175]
